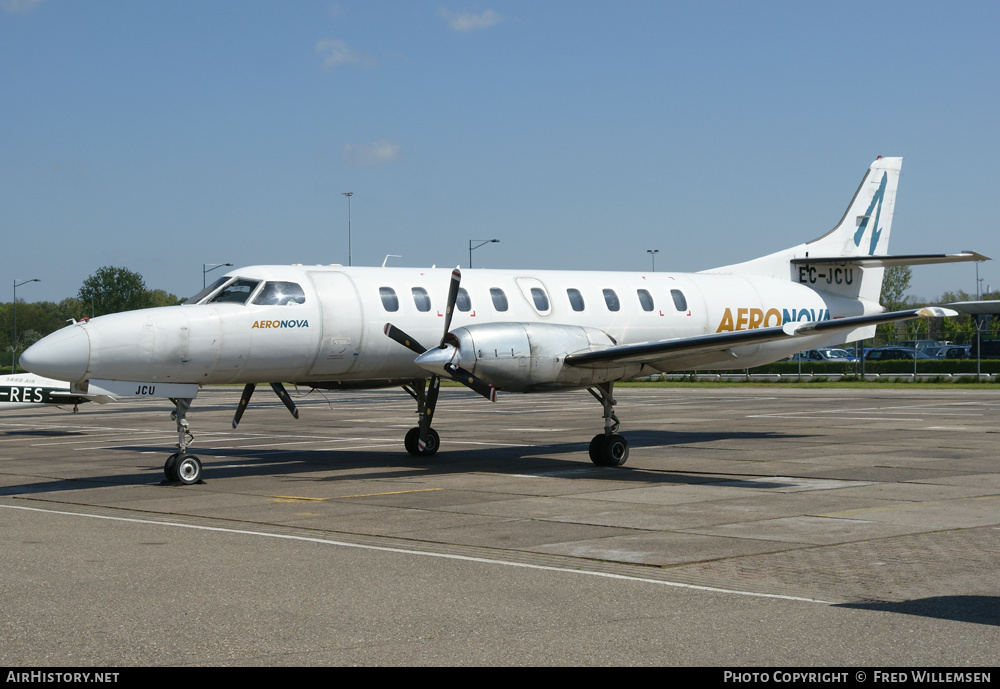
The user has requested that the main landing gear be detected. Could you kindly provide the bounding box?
[587,382,629,467]
[163,397,203,484]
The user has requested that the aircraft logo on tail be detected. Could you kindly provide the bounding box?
[853,171,888,255]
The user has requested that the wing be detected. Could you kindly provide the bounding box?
[564,307,956,368]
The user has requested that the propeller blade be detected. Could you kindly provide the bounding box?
[233,383,256,429]
[419,376,441,451]
[383,323,427,355]
[270,382,300,420]
[440,268,462,344]
[444,363,498,402]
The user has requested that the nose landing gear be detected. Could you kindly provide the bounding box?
[164,397,203,484]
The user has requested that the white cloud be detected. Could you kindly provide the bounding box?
[439,8,503,32]
[316,39,377,70]
[341,140,402,167]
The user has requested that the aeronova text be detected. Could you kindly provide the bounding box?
[251,320,310,329]
[716,307,831,332]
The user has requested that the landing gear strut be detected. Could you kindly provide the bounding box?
[402,379,440,456]
[587,382,629,467]
[164,397,203,484]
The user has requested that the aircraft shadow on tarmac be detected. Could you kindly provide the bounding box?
[0,428,814,495]
[2,429,87,437]
[837,596,1000,627]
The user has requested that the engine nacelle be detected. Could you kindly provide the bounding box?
[444,322,640,392]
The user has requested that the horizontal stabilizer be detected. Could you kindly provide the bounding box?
[790,252,988,268]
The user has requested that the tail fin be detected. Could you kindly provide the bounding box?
[705,156,902,303]
[805,156,901,262]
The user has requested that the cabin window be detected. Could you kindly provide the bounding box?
[253,281,306,306]
[567,288,585,312]
[490,288,508,312]
[457,288,472,312]
[209,279,261,305]
[412,287,431,312]
[637,289,654,312]
[671,289,688,312]
[379,287,399,312]
[603,289,620,312]
[530,287,549,312]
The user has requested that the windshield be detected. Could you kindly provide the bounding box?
[186,276,232,305]
[209,279,261,305]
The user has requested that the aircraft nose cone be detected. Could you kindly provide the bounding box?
[20,325,91,383]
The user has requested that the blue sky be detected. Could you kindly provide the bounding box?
[3,1,998,304]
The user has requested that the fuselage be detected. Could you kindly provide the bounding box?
[21,264,874,391]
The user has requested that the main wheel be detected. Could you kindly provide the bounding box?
[164,453,180,482]
[176,454,203,485]
[404,427,440,456]
[600,434,629,467]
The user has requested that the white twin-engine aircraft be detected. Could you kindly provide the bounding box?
[21,157,986,484]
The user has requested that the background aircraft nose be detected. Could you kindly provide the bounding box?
[20,325,91,383]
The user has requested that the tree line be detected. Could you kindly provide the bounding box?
[2,266,184,369]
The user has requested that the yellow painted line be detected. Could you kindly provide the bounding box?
[341,488,443,498]
[267,495,329,503]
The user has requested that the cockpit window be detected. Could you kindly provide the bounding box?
[252,281,306,306]
[187,276,231,305]
[209,279,261,305]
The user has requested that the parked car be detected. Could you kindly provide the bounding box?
[864,347,934,361]
[789,348,860,363]
[934,345,971,360]
[897,339,946,352]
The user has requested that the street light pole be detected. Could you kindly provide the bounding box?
[646,249,659,272]
[469,239,499,269]
[203,263,233,290]
[342,192,354,266]
[12,278,40,373]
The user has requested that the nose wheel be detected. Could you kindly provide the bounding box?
[164,452,203,484]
